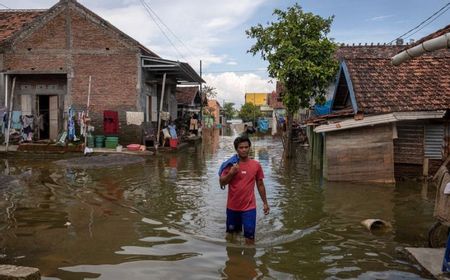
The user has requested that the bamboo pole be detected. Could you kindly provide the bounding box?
[5,77,16,152]
[155,73,167,149]
[83,76,92,153]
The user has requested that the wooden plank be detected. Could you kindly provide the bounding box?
[325,124,394,182]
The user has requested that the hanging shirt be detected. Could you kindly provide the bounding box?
[168,124,177,139]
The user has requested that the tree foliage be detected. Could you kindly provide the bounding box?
[246,4,338,114]
[202,85,218,100]
[223,102,236,119]
[239,103,262,123]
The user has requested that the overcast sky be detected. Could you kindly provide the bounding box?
[2,0,449,107]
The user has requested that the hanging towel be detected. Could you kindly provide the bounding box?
[0,108,5,134]
[103,111,119,135]
[126,111,144,125]
[218,154,239,176]
[12,111,22,129]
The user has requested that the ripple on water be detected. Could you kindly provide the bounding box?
[0,135,437,279]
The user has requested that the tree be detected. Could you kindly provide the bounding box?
[246,4,338,156]
[239,103,262,123]
[223,102,236,119]
[202,85,218,100]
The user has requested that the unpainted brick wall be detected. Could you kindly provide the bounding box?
[3,5,142,144]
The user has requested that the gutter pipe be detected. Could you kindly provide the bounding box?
[391,32,450,65]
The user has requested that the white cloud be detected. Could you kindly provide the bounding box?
[367,15,394,21]
[2,0,271,84]
[83,0,268,68]
[203,72,274,109]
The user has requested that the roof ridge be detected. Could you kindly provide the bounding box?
[0,9,47,12]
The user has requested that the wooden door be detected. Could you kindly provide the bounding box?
[49,95,58,140]
[21,95,32,115]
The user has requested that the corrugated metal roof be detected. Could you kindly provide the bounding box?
[314,111,445,133]
[142,57,204,84]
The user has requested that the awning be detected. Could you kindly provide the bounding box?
[141,56,205,84]
[314,110,446,133]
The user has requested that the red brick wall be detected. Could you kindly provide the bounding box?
[4,53,66,71]
[72,11,130,50]
[3,4,142,144]
[72,54,137,109]
[15,13,67,50]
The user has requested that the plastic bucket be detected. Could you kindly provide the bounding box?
[105,136,119,149]
[95,135,105,148]
[87,135,95,148]
[169,139,178,148]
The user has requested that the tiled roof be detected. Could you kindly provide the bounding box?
[269,89,285,109]
[337,45,450,114]
[176,86,199,105]
[336,45,404,59]
[405,24,450,50]
[0,10,45,43]
[306,108,354,125]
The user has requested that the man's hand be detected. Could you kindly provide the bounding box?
[263,203,270,215]
[229,163,239,175]
[219,163,239,187]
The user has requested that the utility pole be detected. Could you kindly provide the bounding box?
[199,60,203,125]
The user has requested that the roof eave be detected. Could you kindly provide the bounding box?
[314,110,446,133]
[142,56,205,84]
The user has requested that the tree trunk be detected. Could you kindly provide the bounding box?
[285,111,294,158]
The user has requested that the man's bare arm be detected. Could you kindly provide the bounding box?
[256,179,270,215]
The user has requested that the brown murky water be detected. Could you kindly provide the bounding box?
[0,129,437,279]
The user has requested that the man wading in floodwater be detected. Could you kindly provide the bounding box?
[219,136,270,245]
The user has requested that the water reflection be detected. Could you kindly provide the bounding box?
[222,247,258,279]
[0,136,437,280]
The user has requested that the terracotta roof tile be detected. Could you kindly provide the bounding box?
[404,24,450,50]
[176,86,199,105]
[269,88,285,109]
[0,10,45,43]
[339,45,450,114]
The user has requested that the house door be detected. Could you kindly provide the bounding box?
[37,95,58,140]
[147,95,157,122]
[49,95,58,140]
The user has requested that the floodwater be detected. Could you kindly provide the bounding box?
[0,128,438,279]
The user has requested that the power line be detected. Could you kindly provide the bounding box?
[139,0,186,61]
[404,5,450,40]
[203,69,268,74]
[140,0,197,59]
[0,2,11,9]
[389,2,450,44]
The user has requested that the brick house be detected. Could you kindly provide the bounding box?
[205,99,222,128]
[0,0,203,144]
[307,26,450,183]
[269,82,286,117]
[176,86,202,118]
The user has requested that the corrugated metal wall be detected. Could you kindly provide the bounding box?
[424,124,444,159]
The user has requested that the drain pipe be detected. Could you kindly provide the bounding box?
[391,32,450,65]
